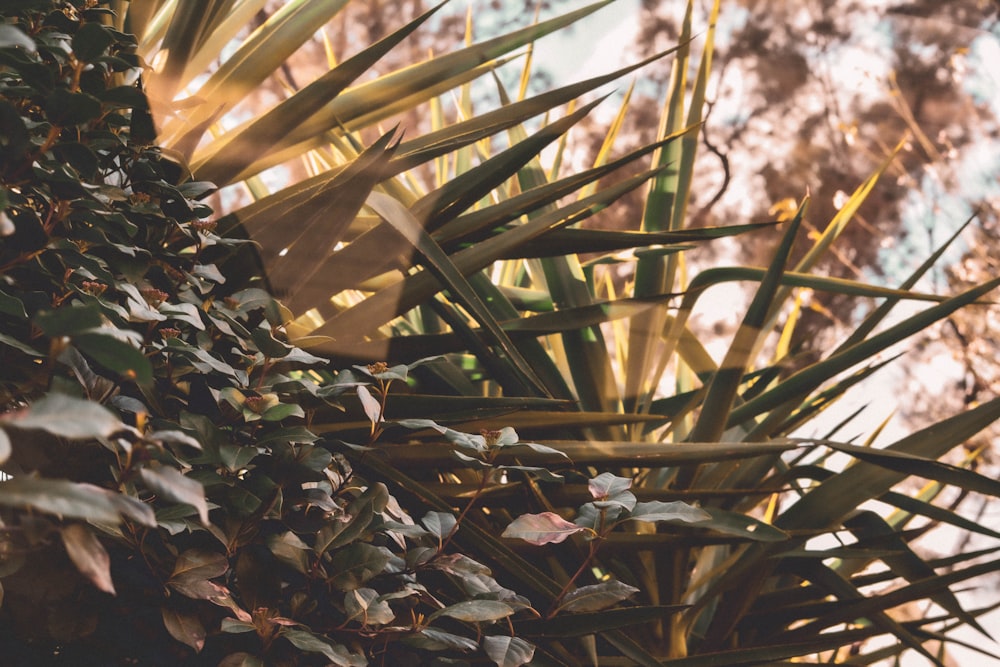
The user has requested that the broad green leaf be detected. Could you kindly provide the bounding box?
[557,580,639,613]
[266,532,311,575]
[483,635,535,667]
[429,600,514,623]
[328,543,392,591]
[0,332,42,357]
[168,549,228,600]
[0,24,35,51]
[421,511,457,539]
[2,392,124,440]
[61,523,115,595]
[408,627,478,652]
[281,629,365,667]
[502,512,585,545]
[71,22,114,61]
[588,473,633,500]
[628,501,711,524]
[316,483,388,553]
[34,303,103,336]
[75,333,154,385]
[161,605,206,653]
[344,588,395,626]
[0,478,155,526]
[140,463,209,525]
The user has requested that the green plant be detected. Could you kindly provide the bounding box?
[3,1,1000,666]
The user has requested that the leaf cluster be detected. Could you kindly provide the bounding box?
[2,1,1000,666]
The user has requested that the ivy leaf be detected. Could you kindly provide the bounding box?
[161,605,206,652]
[429,600,514,623]
[628,501,711,524]
[140,463,210,525]
[281,629,366,666]
[557,580,639,613]
[502,512,585,545]
[61,523,115,595]
[483,636,535,667]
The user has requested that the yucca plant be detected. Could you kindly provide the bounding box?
[3,0,1000,665]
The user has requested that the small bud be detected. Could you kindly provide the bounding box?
[140,288,169,307]
[192,220,218,234]
[243,395,266,413]
[367,361,389,376]
[480,429,503,449]
[81,280,107,296]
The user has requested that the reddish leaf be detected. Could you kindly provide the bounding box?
[357,385,382,424]
[61,524,115,595]
[168,549,229,600]
[502,512,585,545]
[161,605,206,652]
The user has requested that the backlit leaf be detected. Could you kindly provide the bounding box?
[557,580,639,613]
[61,523,115,595]
[0,478,154,526]
[429,599,514,623]
[628,501,711,524]
[281,629,366,666]
[483,635,535,667]
[1,393,122,439]
[140,463,210,525]
[502,512,586,545]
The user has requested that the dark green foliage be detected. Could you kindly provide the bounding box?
[0,6,547,665]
